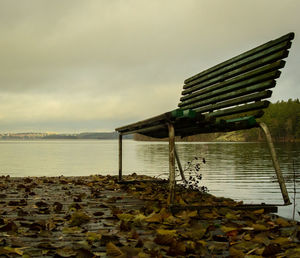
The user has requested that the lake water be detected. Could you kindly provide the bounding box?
[0,140,299,220]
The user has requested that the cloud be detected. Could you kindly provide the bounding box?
[0,0,299,132]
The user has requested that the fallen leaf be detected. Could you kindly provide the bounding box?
[253,209,264,214]
[62,226,82,234]
[272,236,291,245]
[0,221,18,232]
[275,217,291,227]
[3,247,24,256]
[86,232,102,242]
[262,243,281,256]
[221,225,239,233]
[167,240,186,256]
[69,211,90,226]
[106,242,124,257]
[56,247,77,257]
[145,212,162,223]
[251,223,269,231]
[117,213,135,222]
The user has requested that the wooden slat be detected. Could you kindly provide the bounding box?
[121,124,167,135]
[206,100,270,118]
[179,78,277,109]
[180,60,285,101]
[182,49,288,95]
[192,90,272,113]
[184,32,294,84]
[115,112,171,133]
[183,41,291,89]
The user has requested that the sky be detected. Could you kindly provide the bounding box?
[0,0,299,133]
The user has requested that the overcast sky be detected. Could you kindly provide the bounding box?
[0,0,299,133]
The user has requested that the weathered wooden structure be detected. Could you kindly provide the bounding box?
[116,32,295,205]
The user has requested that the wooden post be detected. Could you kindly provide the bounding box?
[118,133,123,181]
[175,147,186,182]
[259,122,291,205]
[168,123,176,205]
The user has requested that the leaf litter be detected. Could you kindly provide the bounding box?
[0,174,299,257]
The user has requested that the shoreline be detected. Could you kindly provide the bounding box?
[0,174,299,257]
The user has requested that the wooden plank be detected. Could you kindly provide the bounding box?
[183,41,291,89]
[120,124,167,135]
[115,112,171,133]
[206,100,270,118]
[190,90,273,113]
[179,78,276,109]
[182,50,287,95]
[184,32,294,84]
[180,60,285,101]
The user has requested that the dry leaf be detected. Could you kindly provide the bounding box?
[106,242,124,257]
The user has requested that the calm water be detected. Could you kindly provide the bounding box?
[0,140,299,220]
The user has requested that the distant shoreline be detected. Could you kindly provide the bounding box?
[0,132,133,140]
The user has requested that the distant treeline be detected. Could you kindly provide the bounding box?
[134,99,300,142]
[252,98,300,142]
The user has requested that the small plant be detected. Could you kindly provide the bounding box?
[176,156,208,193]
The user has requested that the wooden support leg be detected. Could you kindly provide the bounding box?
[175,147,186,182]
[168,123,176,205]
[118,133,123,181]
[259,122,291,205]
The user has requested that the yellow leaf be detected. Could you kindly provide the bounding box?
[229,246,244,257]
[117,213,135,222]
[244,234,252,241]
[183,228,206,240]
[3,247,24,255]
[156,229,177,236]
[62,226,82,234]
[69,211,90,227]
[252,224,269,231]
[145,212,162,223]
[252,233,270,245]
[272,237,291,245]
[106,242,124,257]
[185,240,196,252]
[164,215,179,225]
[86,232,102,242]
[133,214,146,224]
[178,196,187,205]
[159,208,171,220]
[197,240,207,247]
[275,217,291,227]
[225,212,238,220]
[138,252,151,258]
[221,226,239,233]
[201,211,218,219]
[253,209,264,214]
[56,247,77,257]
[187,210,198,218]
